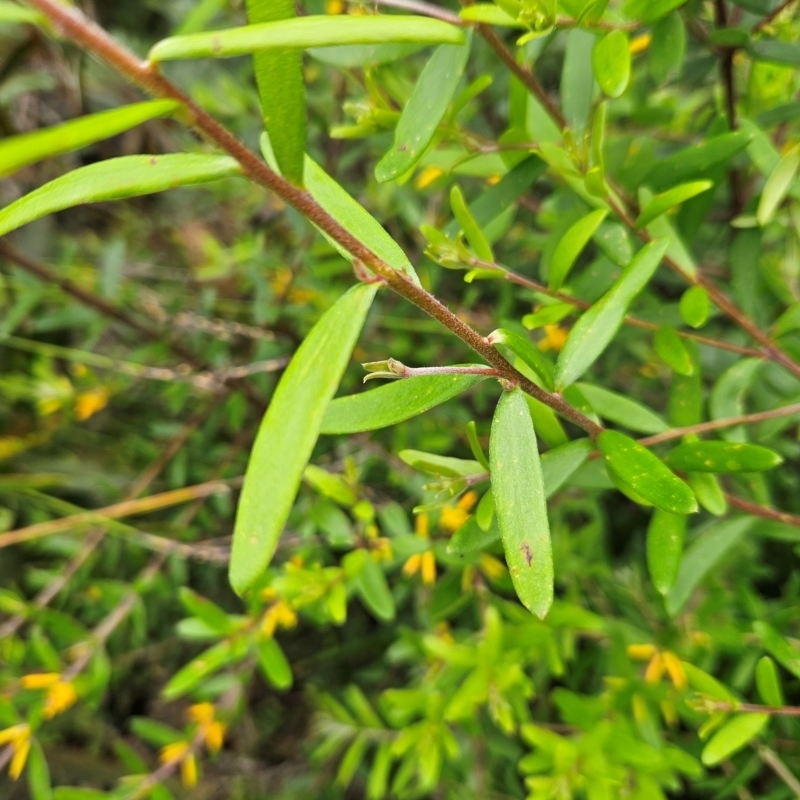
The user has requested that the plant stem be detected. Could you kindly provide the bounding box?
[709,702,800,717]
[725,494,800,528]
[757,745,800,798]
[752,0,798,32]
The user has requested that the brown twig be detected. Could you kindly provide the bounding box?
[751,0,798,32]
[709,702,800,717]
[725,494,800,528]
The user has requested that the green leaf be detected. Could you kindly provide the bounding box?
[162,638,247,699]
[130,717,183,747]
[367,741,394,800]
[576,382,668,434]
[635,181,713,228]
[623,0,687,23]
[646,131,752,191]
[756,146,800,226]
[246,0,305,185]
[489,328,554,390]
[149,15,464,61]
[230,284,377,595]
[178,588,236,634]
[450,184,493,262]
[0,154,242,238]
[541,438,594,496]
[554,239,669,390]
[598,430,697,514]
[654,327,694,375]
[354,556,396,622]
[701,714,770,766]
[27,739,53,800]
[0,100,182,178]
[748,39,800,67]
[304,464,357,506]
[754,622,800,679]
[466,420,490,471]
[53,790,109,800]
[666,517,755,615]
[337,733,369,788]
[399,449,484,477]
[490,389,553,618]
[592,31,630,98]
[257,637,293,690]
[755,656,784,707]
[593,221,633,267]
[682,662,736,702]
[687,472,728,516]
[376,35,471,183]
[562,29,595,135]
[522,303,574,330]
[646,509,686,595]
[649,12,686,85]
[679,286,710,329]
[0,2,44,25]
[447,513,500,555]
[772,302,800,338]
[663,441,783,473]
[548,209,608,290]
[459,4,519,24]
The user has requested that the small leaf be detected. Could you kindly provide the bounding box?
[130,718,183,747]
[230,284,377,595]
[549,209,608,290]
[490,389,553,618]
[554,239,669,390]
[654,327,694,375]
[646,509,686,595]
[666,517,755,615]
[450,184,493,262]
[459,4,519,25]
[476,489,495,531]
[664,441,783,473]
[337,734,369,789]
[447,513,500,555]
[257,638,293,690]
[0,1,44,25]
[593,220,632,267]
[178,588,236,634]
[522,303,574,330]
[649,11,686,85]
[772,302,800,338]
[304,465,357,506]
[592,31,630,98]
[541,438,594,497]
[701,714,770,766]
[354,556,396,622]
[466,420,490,471]
[755,656,784,707]
[489,328,554,390]
[687,472,728,516]
[27,740,53,800]
[635,181,713,228]
[748,39,800,67]
[679,286,710,329]
[149,15,464,61]
[561,29,595,135]
[376,35,471,183]
[754,622,800,679]
[163,639,247,699]
[399,449,484,478]
[0,154,242,238]
[0,100,182,178]
[367,742,394,800]
[576,382,668,434]
[757,146,800,226]
[623,0,688,23]
[246,0,305,185]
[598,430,697,515]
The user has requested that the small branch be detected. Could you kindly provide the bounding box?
[708,701,800,716]
[362,0,463,24]
[725,494,800,528]
[363,358,498,381]
[758,745,800,798]
[752,0,798,32]
[638,402,800,447]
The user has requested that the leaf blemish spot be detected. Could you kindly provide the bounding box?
[521,542,533,567]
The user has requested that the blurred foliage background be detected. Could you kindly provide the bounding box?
[1,0,800,798]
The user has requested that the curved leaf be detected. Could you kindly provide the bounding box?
[489,328,554,390]
[701,714,769,766]
[321,373,485,434]
[679,286,710,328]
[554,239,669,390]
[654,327,694,375]
[257,637,293,690]
[576,382,668,434]
[646,509,686,595]
[664,441,783,473]
[149,15,464,61]
[549,209,608,290]
[376,35,471,183]
[635,181,713,228]
[0,154,242,238]
[490,389,553,618]
[447,513,500,555]
[592,31,630,98]
[757,146,800,226]
[598,430,697,514]
[0,100,182,178]
[755,656,784,707]
[230,284,377,595]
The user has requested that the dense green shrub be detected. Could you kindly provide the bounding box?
[0,0,800,797]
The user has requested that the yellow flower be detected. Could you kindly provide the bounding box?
[205,721,226,754]
[261,599,298,638]
[629,644,687,689]
[538,324,569,353]
[21,673,61,690]
[415,166,444,189]
[479,553,507,582]
[439,491,478,533]
[627,643,656,661]
[662,651,687,689]
[74,387,109,420]
[629,33,652,55]
[644,651,665,684]
[326,0,346,12]
[160,741,197,788]
[415,513,430,538]
[461,564,475,592]
[369,537,393,562]
[188,703,215,725]
[0,724,31,780]
[402,551,437,585]
[43,681,77,719]
[188,703,226,754]
[403,553,422,577]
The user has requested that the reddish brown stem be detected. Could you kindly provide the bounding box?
[725,493,800,528]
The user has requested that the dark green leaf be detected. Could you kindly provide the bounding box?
[541,439,594,497]
[663,441,783,473]
[548,209,608,290]
[447,513,500,555]
[623,0,688,23]
[654,327,695,375]
[748,39,800,67]
[354,556,396,622]
[646,509,686,595]
[649,12,686,85]
[230,284,377,595]
[490,389,553,618]
[27,740,52,800]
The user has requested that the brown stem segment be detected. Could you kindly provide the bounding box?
[725,493,800,528]
[21,0,602,437]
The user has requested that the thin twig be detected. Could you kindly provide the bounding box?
[725,494,800,528]
[758,745,800,798]
[752,0,798,32]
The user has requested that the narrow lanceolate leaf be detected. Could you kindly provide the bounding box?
[246,0,305,185]
[230,284,377,595]
[257,638,293,690]
[490,389,553,618]
[450,184,493,262]
[646,509,686,595]
[375,35,471,183]
[548,209,608,290]
[541,439,593,497]
[754,621,800,679]
[447,513,500,555]
[755,656,784,707]
[701,714,770,766]
[321,374,485,434]
[756,146,800,226]
[635,181,713,228]
[592,31,630,98]
[0,100,181,178]
[598,430,697,515]
[664,441,783,473]
[562,28,595,135]
[149,16,464,61]
[488,328,554,390]
[654,327,694,376]
[576,383,668,434]
[354,556,396,622]
[0,1,44,25]
[666,517,754,615]
[554,239,669,390]
[0,154,242,238]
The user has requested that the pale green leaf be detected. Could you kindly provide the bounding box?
[679,286,710,328]
[399,449,484,477]
[663,441,783,473]
[0,1,44,25]
[549,209,608,290]
[561,29,595,135]
[0,154,242,238]
[459,4,519,25]
[447,513,499,555]
[0,100,182,178]
[654,327,694,375]
[489,328,554,390]
[592,31,630,98]
[687,472,728,516]
[354,557,396,622]
[149,15,464,61]
[490,389,553,618]
[554,239,669,390]
[755,656,784,707]
[701,714,769,766]
[27,740,53,800]
[754,622,800,679]
[576,382,668,434]
[257,638,293,689]
[450,183,493,261]
[635,181,713,228]
[230,284,377,595]
[757,146,800,226]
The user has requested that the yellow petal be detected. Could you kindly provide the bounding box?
[644,652,666,685]
[415,166,444,190]
[21,673,61,689]
[626,643,656,661]
[662,651,687,689]
[402,553,422,577]
[188,702,215,724]
[629,33,652,55]
[181,753,198,788]
[421,551,437,585]
[9,737,30,780]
